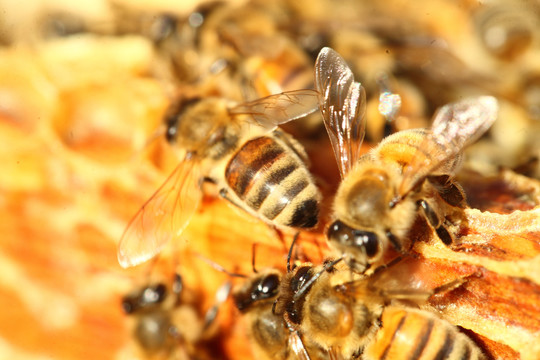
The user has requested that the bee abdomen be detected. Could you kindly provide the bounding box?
[376,129,461,174]
[364,307,485,360]
[225,136,320,228]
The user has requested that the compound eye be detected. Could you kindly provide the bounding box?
[165,112,179,144]
[141,283,168,305]
[327,220,350,245]
[327,220,379,259]
[352,230,379,258]
[164,97,202,144]
[254,274,280,300]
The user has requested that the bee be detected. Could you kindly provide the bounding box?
[121,273,231,359]
[273,257,486,359]
[232,268,290,359]
[117,90,321,268]
[314,47,499,273]
[232,266,332,360]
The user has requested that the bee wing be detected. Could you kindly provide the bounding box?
[342,257,476,303]
[398,96,498,198]
[229,89,319,130]
[315,47,367,179]
[288,330,311,360]
[328,347,345,360]
[117,155,202,268]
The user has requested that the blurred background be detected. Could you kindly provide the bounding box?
[0,0,539,359]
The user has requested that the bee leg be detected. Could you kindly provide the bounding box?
[417,200,454,246]
[427,175,467,208]
[435,224,454,246]
[218,188,247,211]
[383,121,395,138]
[417,200,441,229]
[219,187,289,251]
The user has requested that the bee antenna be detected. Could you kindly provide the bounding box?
[292,258,342,301]
[194,253,247,278]
[251,243,258,274]
[287,233,300,273]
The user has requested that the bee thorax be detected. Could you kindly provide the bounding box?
[345,177,391,227]
[307,295,354,337]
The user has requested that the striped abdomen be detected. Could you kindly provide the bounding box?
[225,132,320,228]
[373,129,462,175]
[364,307,485,360]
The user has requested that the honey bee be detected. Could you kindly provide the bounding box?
[314,47,499,273]
[117,90,321,268]
[121,273,231,359]
[273,257,486,359]
[232,267,332,360]
[232,268,290,359]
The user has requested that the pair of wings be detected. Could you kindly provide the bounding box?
[118,90,320,268]
[314,47,499,201]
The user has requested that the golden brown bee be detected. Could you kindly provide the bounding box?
[118,90,321,268]
[273,257,486,360]
[232,267,332,360]
[121,273,231,359]
[314,47,499,273]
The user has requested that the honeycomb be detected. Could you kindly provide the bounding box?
[0,0,539,359]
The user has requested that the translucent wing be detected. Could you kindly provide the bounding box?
[315,47,367,179]
[229,89,319,130]
[117,154,202,268]
[342,257,475,303]
[328,347,345,360]
[288,330,311,360]
[398,96,498,199]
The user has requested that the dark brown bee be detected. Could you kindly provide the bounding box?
[118,90,321,268]
[314,47,499,273]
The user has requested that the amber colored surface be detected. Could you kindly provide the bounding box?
[0,0,539,359]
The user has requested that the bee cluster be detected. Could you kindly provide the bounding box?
[0,0,539,360]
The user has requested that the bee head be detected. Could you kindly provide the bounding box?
[165,97,237,159]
